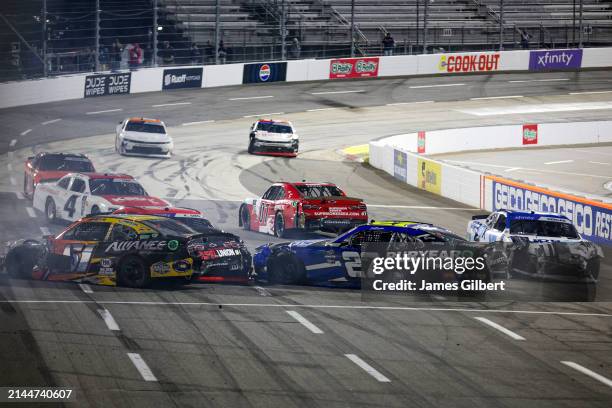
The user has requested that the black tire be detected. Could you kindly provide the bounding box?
[268,253,306,285]
[239,204,250,230]
[23,173,30,199]
[117,256,151,288]
[274,212,286,238]
[90,205,100,215]
[45,197,57,223]
[248,139,256,154]
[587,258,600,281]
[5,252,34,279]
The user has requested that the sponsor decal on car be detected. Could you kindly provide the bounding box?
[522,124,538,145]
[172,260,191,272]
[529,49,582,70]
[151,261,171,275]
[329,57,379,79]
[100,258,112,268]
[84,73,131,97]
[162,68,203,89]
[438,53,500,73]
[105,240,167,252]
[99,267,114,276]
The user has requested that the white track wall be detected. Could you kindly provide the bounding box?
[2,47,612,109]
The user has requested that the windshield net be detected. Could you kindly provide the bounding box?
[509,219,579,238]
[295,185,344,198]
[256,122,292,133]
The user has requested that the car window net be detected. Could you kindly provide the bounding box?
[295,185,344,198]
[509,220,579,238]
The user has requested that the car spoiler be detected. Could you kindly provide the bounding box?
[471,214,489,220]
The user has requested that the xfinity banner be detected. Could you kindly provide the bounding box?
[489,175,612,245]
[243,62,287,84]
[84,73,131,97]
[529,49,583,70]
[162,68,203,89]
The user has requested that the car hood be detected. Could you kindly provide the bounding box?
[288,238,329,249]
[36,170,71,181]
[121,131,171,143]
[101,195,170,207]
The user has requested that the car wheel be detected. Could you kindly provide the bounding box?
[239,205,250,230]
[117,256,150,288]
[587,258,600,281]
[90,206,100,215]
[45,198,57,223]
[23,173,30,198]
[6,252,34,279]
[274,212,286,238]
[268,253,306,285]
[248,139,256,154]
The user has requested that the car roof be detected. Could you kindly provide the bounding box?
[114,206,201,215]
[127,117,163,124]
[81,214,168,222]
[334,222,456,241]
[66,172,134,180]
[257,119,292,125]
[499,210,570,221]
[36,152,90,159]
[370,220,429,227]
[282,181,337,187]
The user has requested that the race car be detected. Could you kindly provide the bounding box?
[467,210,602,282]
[23,152,95,199]
[113,206,252,283]
[252,221,487,286]
[2,214,199,287]
[115,117,174,157]
[33,172,170,223]
[239,182,368,237]
[247,119,299,157]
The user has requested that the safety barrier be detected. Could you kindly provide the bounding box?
[2,47,612,109]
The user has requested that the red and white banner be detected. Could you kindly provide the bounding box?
[329,57,379,79]
[417,131,426,153]
[438,53,501,73]
[522,123,538,145]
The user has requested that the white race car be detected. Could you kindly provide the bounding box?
[248,119,299,157]
[33,172,170,223]
[115,117,174,157]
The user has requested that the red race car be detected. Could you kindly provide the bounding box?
[238,182,368,237]
[24,152,95,199]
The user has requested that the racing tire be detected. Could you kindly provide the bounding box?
[117,256,151,288]
[268,253,306,285]
[274,212,287,238]
[5,252,34,279]
[239,205,250,231]
[23,173,31,199]
[248,139,256,155]
[587,258,600,281]
[45,198,57,223]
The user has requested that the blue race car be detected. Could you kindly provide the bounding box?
[252,221,470,286]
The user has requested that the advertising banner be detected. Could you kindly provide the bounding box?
[393,149,407,182]
[417,158,441,194]
[162,67,203,90]
[438,52,501,73]
[243,62,287,84]
[417,131,426,153]
[529,49,583,71]
[84,72,131,97]
[489,175,612,244]
[522,124,538,145]
[330,57,379,79]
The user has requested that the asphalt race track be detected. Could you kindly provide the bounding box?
[1,70,612,407]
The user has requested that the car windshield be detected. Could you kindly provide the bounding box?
[295,185,344,198]
[38,156,94,172]
[509,219,579,238]
[175,217,214,232]
[125,122,166,134]
[256,122,292,133]
[89,179,146,196]
[142,218,197,237]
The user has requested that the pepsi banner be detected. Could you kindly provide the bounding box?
[243,62,287,84]
[489,175,612,245]
[529,49,583,71]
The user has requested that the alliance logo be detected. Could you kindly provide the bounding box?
[259,64,271,81]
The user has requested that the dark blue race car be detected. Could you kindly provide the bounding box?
[252,221,468,286]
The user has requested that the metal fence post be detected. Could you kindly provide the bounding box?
[95,0,100,71]
[42,0,47,76]
[578,0,583,47]
[215,0,220,64]
[153,0,158,67]
[416,0,419,53]
[350,0,355,57]
[423,0,429,54]
[499,0,504,50]
[281,0,286,60]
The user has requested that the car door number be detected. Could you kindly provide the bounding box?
[62,243,95,273]
[342,251,362,278]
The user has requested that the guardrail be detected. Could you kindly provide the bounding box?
[1,46,612,109]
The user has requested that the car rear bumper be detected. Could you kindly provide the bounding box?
[251,139,298,156]
[303,217,368,232]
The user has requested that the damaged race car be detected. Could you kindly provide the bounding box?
[247,119,299,157]
[23,152,95,199]
[113,206,215,232]
[239,182,368,237]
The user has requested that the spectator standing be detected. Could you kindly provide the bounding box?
[290,38,301,59]
[160,41,175,65]
[521,31,530,49]
[382,32,395,56]
[111,39,122,71]
[218,40,227,64]
[129,43,143,69]
[204,41,214,64]
[190,43,202,64]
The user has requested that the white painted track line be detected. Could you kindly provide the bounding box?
[509,78,569,83]
[569,90,612,95]
[86,108,123,115]
[25,207,36,218]
[243,112,284,118]
[229,95,274,100]
[504,167,521,172]
[40,227,51,236]
[97,309,120,331]
[182,120,215,126]
[474,317,526,341]
[41,118,61,125]
[287,311,324,334]
[253,286,271,296]
[20,129,32,136]
[589,161,610,165]
[152,102,191,107]
[127,353,158,382]
[561,361,612,388]
[78,283,93,294]
[544,160,573,165]
[307,107,339,112]
[470,95,523,100]
[15,192,25,200]
[409,83,465,89]
[368,204,479,210]
[310,89,364,95]
[345,354,391,382]
[387,101,434,106]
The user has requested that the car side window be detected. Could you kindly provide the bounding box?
[63,222,110,241]
[110,224,139,241]
[272,187,285,200]
[494,214,507,232]
[262,186,279,200]
[57,177,71,190]
[70,178,86,193]
[486,213,498,227]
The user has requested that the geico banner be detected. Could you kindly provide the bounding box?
[84,72,131,97]
[489,176,612,244]
[243,62,287,84]
[438,52,501,73]
[330,57,379,79]
[162,67,203,89]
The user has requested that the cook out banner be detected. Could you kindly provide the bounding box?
[438,52,501,73]
[489,175,612,245]
[330,57,379,79]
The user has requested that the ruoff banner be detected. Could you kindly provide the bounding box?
[330,57,379,79]
[84,72,131,97]
[438,52,501,73]
[529,49,583,70]
[162,67,203,90]
[243,62,287,84]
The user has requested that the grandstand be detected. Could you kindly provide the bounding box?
[0,0,611,80]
